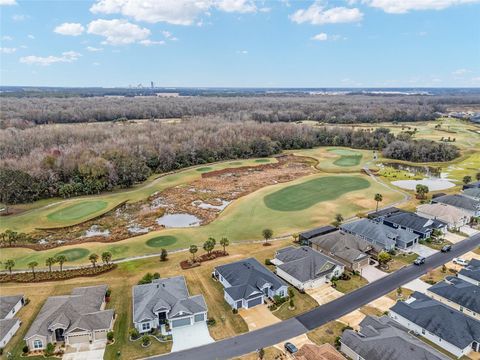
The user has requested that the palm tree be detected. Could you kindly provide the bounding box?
[5,229,18,246]
[374,193,383,212]
[89,253,99,268]
[262,229,273,245]
[45,257,56,272]
[219,237,229,255]
[28,261,38,279]
[203,239,214,255]
[101,251,112,265]
[4,259,15,274]
[463,175,472,185]
[189,245,198,262]
[55,255,67,272]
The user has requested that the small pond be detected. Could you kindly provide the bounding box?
[382,162,442,178]
[156,213,201,228]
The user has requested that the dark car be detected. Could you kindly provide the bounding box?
[284,342,298,354]
[414,256,426,265]
[441,245,452,252]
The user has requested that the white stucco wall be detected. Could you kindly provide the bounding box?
[0,319,20,347]
[458,273,480,286]
[3,298,23,320]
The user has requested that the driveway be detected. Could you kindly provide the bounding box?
[446,250,480,271]
[171,322,214,352]
[460,226,479,236]
[444,231,466,244]
[411,244,438,257]
[361,265,388,283]
[63,341,105,360]
[305,284,342,305]
[274,334,313,358]
[403,278,430,293]
[338,309,365,330]
[238,304,280,330]
[367,296,396,312]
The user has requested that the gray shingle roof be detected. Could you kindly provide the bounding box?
[384,212,446,233]
[390,291,480,349]
[299,226,337,240]
[433,194,480,212]
[340,219,418,249]
[215,258,286,301]
[459,258,480,282]
[428,276,480,314]
[275,246,343,283]
[368,207,403,219]
[463,188,480,199]
[24,285,112,340]
[0,295,23,319]
[0,318,20,342]
[132,276,207,323]
[341,316,450,360]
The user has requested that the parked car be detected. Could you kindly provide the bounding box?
[284,342,298,354]
[453,258,469,266]
[441,245,452,252]
[414,256,426,265]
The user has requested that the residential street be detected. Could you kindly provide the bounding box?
[146,233,480,360]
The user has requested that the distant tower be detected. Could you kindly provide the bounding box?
[151,81,154,89]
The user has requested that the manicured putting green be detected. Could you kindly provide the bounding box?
[328,148,361,156]
[264,176,371,211]
[255,159,271,163]
[105,245,129,256]
[54,248,90,261]
[47,201,108,221]
[196,167,213,172]
[146,235,177,248]
[333,155,362,167]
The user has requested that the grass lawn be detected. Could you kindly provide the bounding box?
[473,247,480,255]
[419,239,453,251]
[359,305,384,317]
[272,288,318,320]
[47,200,109,222]
[386,287,414,302]
[384,253,418,273]
[307,321,345,346]
[421,266,458,285]
[334,273,368,294]
[333,155,363,167]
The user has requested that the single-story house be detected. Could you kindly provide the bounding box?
[0,318,21,349]
[340,219,420,251]
[24,285,114,351]
[368,207,403,221]
[389,291,480,358]
[213,258,288,310]
[341,315,450,360]
[416,203,472,230]
[132,276,207,335]
[381,211,447,239]
[271,246,344,290]
[427,276,480,321]
[310,230,379,271]
[432,194,480,217]
[0,295,25,349]
[459,259,480,286]
[463,188,480,201]
[298,225,337,246]
[463,181,480,190]
[296,343,346,360]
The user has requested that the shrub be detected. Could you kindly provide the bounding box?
[273,295,287,305]
[141,335,150,346]
[160,248,168,261]
[232,308,238,314]
[107,331,114,341]
[45,343,55,356]
[106,289,112,297]
[138,272,154,285]
[264,258,271,265]
[206,318,216,326]
[129,328,140,339]
[153,272,160,279]
[334,336,341,347]
[288,288,294,298]
[22,345,29,354]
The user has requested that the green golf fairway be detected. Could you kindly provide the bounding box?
[53,248,90,261]
[328,149,361,156]
[264,176,370,211]
[146,235,178,248]
[196,167,213,172]
[333,155,363,167]
[47,201,108,221]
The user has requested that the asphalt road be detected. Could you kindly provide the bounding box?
[147,233,480,360]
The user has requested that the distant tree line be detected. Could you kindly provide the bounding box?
[0,117,459,206]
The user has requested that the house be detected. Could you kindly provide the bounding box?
[341,315,450,360]
[368,206,403,220]
[296,343,346,360]
[381,211,447,239]
[427,276,480,320]
[271,246,344,290]
[463,188,480,201]
[132,276,207,335]
[24,285,114,351]
[432,194,480,217]
[340,219,420,251]
[310,230,379,271]
[389,291,480,358]
[459,259,480,286]
[463,181,480,190]
[416,203,471,230]
[213,258,288,309]
[0,295,24,349]
[298,225,337,246]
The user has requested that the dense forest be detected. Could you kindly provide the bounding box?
[0,117,459,205]
[2,94,479,128]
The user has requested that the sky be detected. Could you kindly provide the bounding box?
[1,0,479,88]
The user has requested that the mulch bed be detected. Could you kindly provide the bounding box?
[180,250,228,269]
[0,264,117,283]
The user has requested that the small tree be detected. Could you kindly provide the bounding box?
[334,213,344,226]
[141,334,150,346]
[55,255,67,272]
[292,233,299,243]
[45,257,56,272]
[219,237,229,254]
[160,248,168,261]
[289,297,295,309]
[208,237,216,247]
[374,193,383,212]
[107,331,114,341]
[463,175,472,185]
[129,328,139,340]
[416,184,429,200]
[4,259,15,274]
[396,287,402,298]
[378,251,392,266]
[476,172,480,181]
[189,245,198,262]
[262,229,273,245]
[258,348,265,360]
[28,261,38,279]
[89,253,99,268]
[441,264,447,273]
[45,343,55,356]
[203,238,215,255]
[4,230,18,247]
[101,251,112,265]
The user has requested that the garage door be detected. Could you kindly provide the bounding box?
[67,334,90,344]
[246,296,263,308]
[95,330,107,340]
[171,318,191,328]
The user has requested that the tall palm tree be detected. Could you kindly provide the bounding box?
[45,257,56,272]
[374,193,383,212]
[4,259,15,274]
[219,237,229,255]
[55,255,67,272]
[28,261,38,279]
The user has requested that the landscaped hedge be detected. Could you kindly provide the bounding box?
[0,264,117,283]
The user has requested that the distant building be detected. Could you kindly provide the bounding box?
[298,225,337,246]
[432,194,480,217]
[459,259,480,286]
[416,203,471,230]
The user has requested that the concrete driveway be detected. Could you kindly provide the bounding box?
[367,296,396,312]
[238,304,280,330]
[444,231,466,244]
[403,278,430,293]
[446,250,480,271]
[275,334,313,358]
[361,265,388,283]
[63,341,105,360]
[171,322,214,352]
[411,244,438,257]
[460,226,479,236]
[305,284,342,305]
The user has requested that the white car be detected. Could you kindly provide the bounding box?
[453,258,469,266]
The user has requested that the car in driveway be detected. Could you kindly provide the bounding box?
[453,258,469,266]
[284,342,298,354]
[414,256,426,265]
[441,245,452,252]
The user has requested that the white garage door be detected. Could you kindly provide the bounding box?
[68,334,90,344]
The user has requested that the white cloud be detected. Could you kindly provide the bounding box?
[162,30,178,40]
[290,1,363,25]
[12,14,29,21]
[54,22,85,36]
[87,19,150,45]
[139,39,165,46]
[2,35,13,41]
[20,51,81,66]
[362,0,480,13]
[452,68,470,76]
[311,32,328,41]
[0,47,17,54]
[236,49,248,54]
[92,62,101,66]
[216,0,257,13]
[27,34,35,39]
[86,46,104,52]
[0,0,17,5]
